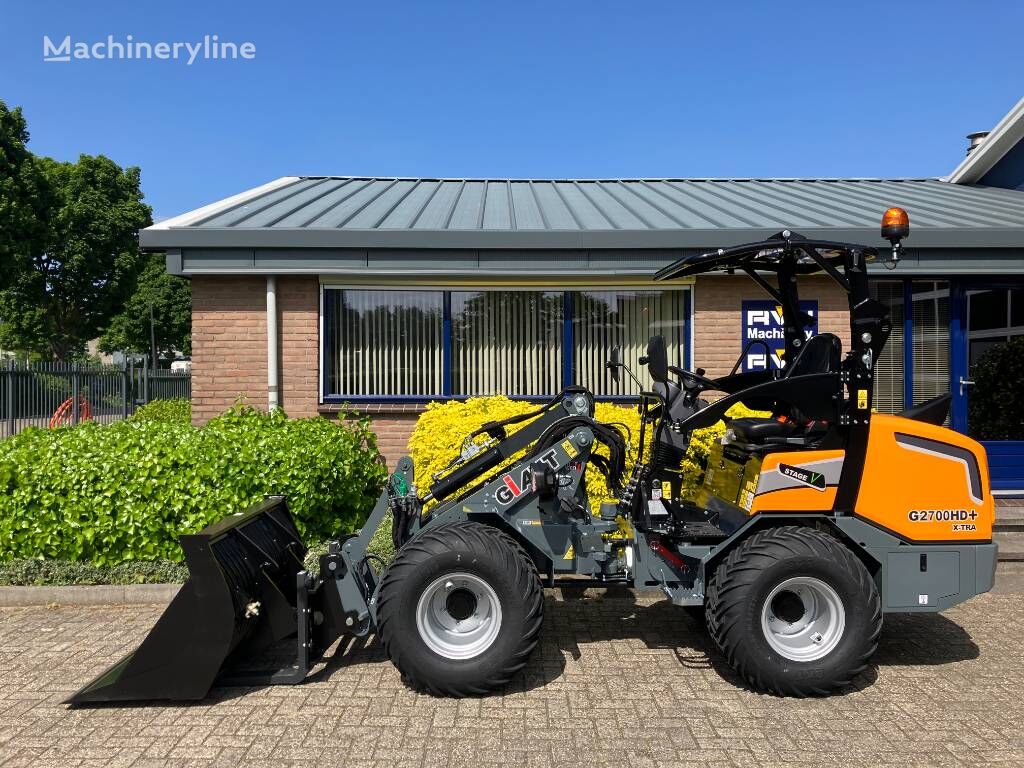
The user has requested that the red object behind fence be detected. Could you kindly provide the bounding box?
[49,397,92,428]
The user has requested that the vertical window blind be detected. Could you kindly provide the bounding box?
[324,290,444,397]
[323,287,690,400]
[870,281,904,414]
[572,290,685,397]
[451,291,563,396]
[869,280,952,414]
[912,281,950,407]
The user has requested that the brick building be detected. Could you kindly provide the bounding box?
[142,103,1024,489]
[183,267,855,467]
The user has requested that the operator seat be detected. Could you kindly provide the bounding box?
[728,333,841,444]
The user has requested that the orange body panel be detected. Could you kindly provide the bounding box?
[749,450,844,514]
[855,414,993,542]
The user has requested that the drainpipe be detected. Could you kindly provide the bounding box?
[266,276,279,411]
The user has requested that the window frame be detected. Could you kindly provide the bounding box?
[319,284,692,404]
[449,288,566,399]
[967,288,1024,346]
[871,277,953,413]
[570,287,690,398]
[321,287,446,401]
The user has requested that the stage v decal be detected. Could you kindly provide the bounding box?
[778,463,827,491]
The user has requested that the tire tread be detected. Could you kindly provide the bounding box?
[705,525,882,697]
[377,521,544,697]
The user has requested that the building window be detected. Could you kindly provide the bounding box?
[968,288,1024,366]
[912,281,950,406]
[870,281,904,414]
[323,289,443,397]
[870,280,951,414]
[572,290,686,396]
[451,291,563,396]
[322,286,690,401]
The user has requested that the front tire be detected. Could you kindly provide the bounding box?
[705,526,882,696]
[377,521,543,696]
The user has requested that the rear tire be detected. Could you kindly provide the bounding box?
[705,526,881,696]
[377,521,543,696]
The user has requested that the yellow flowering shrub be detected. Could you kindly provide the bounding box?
[408,396,767,506]
[680,402,767,498]
[407,396,534,505]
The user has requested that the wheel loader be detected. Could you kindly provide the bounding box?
[69,208,997,703]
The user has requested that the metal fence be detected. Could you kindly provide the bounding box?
[0,361,191,438]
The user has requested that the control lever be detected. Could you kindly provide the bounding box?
[607,358,645,391]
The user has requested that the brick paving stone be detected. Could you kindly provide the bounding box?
[1,591,1023,767]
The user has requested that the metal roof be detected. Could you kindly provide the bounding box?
[143,176,1024,251]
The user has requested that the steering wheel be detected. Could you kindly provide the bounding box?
[668,365,721,393]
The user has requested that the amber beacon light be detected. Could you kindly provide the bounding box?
[880,206,909,264]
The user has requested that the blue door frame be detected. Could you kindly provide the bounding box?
[949,279,969,433]
[948,277,1024,494]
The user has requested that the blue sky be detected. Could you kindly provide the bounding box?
[2,1,1021,220]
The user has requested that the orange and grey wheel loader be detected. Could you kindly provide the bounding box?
[69,209,997,703]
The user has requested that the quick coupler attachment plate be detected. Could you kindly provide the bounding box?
[66,495,309,704]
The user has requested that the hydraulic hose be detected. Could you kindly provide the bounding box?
[468,387,591,440]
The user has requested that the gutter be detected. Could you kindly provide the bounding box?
[142,224,1024,252]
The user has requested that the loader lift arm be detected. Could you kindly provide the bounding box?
[302,386,628,682]
[69,387,626,703]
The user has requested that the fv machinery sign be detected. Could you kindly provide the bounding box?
[741,300,818,372]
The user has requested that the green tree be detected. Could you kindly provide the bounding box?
[0,153,152,360]
[0,100,49,278]
[100,253,192,359]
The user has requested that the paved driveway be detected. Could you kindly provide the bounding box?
[2,588,1023,767]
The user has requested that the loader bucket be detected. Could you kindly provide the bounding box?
[67,495,308,704]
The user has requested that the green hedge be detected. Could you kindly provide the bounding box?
[129,398,191,423]
[0,558,189,585]
[0,539,384,585]
[968,337,1024,441]
[0,404,387,565]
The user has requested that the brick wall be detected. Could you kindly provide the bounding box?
[191,275,319,424]
[278,276,320,417]
[191,274,417,465]
[363,414,420,468]
[191,276,268,424]
[692,275,850,378]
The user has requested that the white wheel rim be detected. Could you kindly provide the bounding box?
[415,572,502,660]
[760,576,846,662]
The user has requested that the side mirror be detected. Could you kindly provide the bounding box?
[607,345,621,383]
[646,335,669,383]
